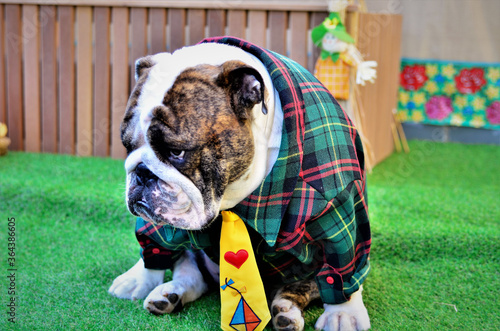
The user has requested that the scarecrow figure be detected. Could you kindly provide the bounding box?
[312,11,377,100]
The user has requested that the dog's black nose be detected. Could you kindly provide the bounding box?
[135,162,157,185]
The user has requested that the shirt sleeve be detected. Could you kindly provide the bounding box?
[313,179,371,304]
[135,217,189,270]
[134,216,221,270]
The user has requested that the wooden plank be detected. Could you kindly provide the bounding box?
[168,8,186,52]
[247,10,266,46]
[76,6,93,156]
[130,7,147,89]
[110,7,129,159]
[150,8,166,54]
[370,13,385,164]
[40,5,58,153]
[358,13,383,164]
[268,11,286,56]
[289,11,308,68]
[58,5,75,154]
[5,4,23,150]
[187,8,205,45]
[0,1,332,12]
[378,14,402,162]
[94,7,111,157]
[0,5,6,124]
[22,5,41,152]
[227,10,246,40]
[207,9,225,38]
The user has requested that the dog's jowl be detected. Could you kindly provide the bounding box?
[109,37,371,331]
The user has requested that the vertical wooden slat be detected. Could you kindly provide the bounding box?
[0,5,6,124]
[94,7,111,157]
[40,5,57,153]
[188,9,205,45]
[110,7,129,159]
[5,5,23,150]
[358,13,377,143]
[58,5,75,154]
[309,11,328,72]
[130,7,147,89]
[168,8,186,52]
[289,12,308,68]
[227,10,246,40]
[367,13,383,163]
[358,13,400,164]
[207,9,225,38]
[76,6,93,156]
[380,14,402,161]
[150,8,166,54]
[247,10,266,46]
[378,14,399,161]
[22,5,41,152]
[268,11,287,56]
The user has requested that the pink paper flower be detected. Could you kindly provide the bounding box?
[486,101,500,125]
[425,96,453,120]
[401,65,428,91]
[455,68,486,94]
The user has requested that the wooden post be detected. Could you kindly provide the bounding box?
[76,6,93,156]
[58,5,75,154]
[110,7,129,159]
[22,5,41,152]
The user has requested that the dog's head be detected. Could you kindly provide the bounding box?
[120,50,270,230]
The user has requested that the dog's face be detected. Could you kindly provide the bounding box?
[120,54,267,230]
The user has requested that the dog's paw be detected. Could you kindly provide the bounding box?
[314,289,370,331]
[271,297,305,331]
[143,281,185,315]
[108,259,165,300]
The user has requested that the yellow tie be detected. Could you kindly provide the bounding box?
[220,211,271,331]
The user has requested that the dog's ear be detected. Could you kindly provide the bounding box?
[217,60,267,120]
[134,56,155,81]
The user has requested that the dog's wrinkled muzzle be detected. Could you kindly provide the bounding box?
[125,148,217,230]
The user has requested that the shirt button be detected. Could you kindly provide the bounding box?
[152,248,160,254]
[326,276,334,285]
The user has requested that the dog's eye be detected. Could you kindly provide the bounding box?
[169,150,185,160]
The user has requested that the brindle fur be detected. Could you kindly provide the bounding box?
[271,279,321,331]
[273,279,320,312]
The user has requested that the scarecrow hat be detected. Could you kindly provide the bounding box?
[312,12,355,45]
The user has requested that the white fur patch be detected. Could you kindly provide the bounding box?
[315,287,371,331]
[271,297,305,331]
[143,251,215,314]
[108,259,165,300]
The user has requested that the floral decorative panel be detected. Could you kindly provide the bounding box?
[397,58,500,130]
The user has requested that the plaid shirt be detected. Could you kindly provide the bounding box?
[135,37,371,304]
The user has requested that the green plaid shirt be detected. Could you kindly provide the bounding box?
[135,37,371,304]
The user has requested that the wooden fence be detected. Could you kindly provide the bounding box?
[0,1,331,158]
[0,1,401,164]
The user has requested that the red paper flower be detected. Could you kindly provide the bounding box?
[425,96,453,120]
[455,68,486,94]
[486,101,500,125]
[401,65,428,91]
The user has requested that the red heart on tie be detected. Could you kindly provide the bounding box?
[224,249,249,269]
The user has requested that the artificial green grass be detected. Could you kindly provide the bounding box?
[0,141,499,330]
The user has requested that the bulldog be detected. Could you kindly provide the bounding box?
[109,36,371,331]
